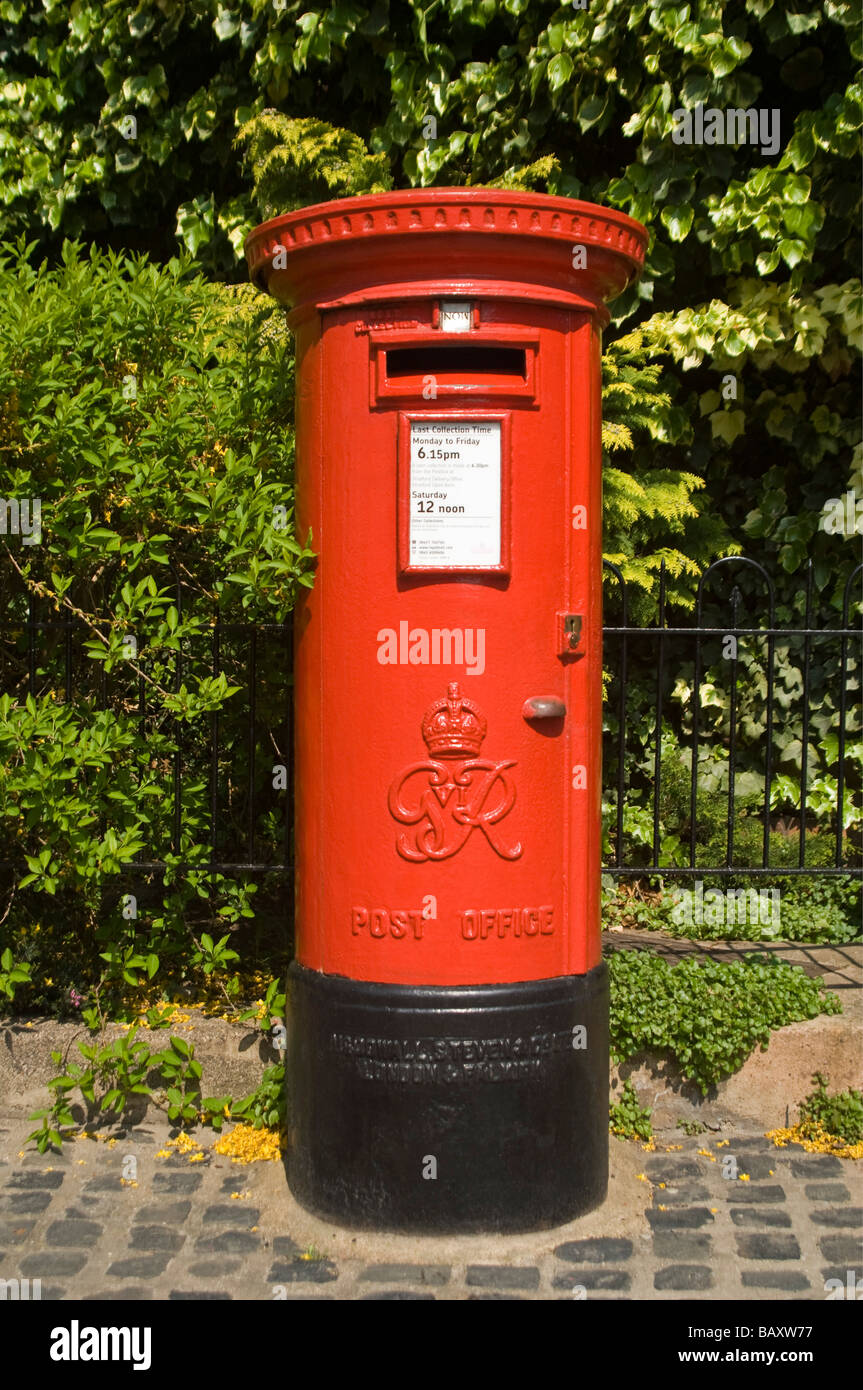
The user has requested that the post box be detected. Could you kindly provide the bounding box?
[246,190,646,1231]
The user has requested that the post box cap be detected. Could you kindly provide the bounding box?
[246,188,647,321]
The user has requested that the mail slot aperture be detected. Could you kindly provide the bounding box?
[372,331,538,402]
[387,345,526,378]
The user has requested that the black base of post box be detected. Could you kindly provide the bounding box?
[285,960,609,1233]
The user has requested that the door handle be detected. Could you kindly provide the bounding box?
[522,696,566,720]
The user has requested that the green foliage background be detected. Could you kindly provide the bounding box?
[0,0,860,602]
[0,241,307,1018]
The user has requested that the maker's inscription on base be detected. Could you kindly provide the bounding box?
[329,1028,582,1084]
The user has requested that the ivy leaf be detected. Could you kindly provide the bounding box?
[710,409,746,445]
[779,238,806,268]
[175,195,215,255]
[577,93,607,131]
[547,53,573,92]
[214,8,240,41]
[661,204,693,241]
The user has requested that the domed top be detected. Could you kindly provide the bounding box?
[245,188,647,323]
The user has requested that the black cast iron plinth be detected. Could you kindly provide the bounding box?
[285,961,609,1233]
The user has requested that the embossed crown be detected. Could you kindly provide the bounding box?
[421,682,487,759]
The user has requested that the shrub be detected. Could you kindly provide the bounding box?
[0,239,309,1022]
[608,949,841,1095]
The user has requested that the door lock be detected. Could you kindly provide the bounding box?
[557,612,583,658]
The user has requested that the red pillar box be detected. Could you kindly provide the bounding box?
[246,190,646,1231]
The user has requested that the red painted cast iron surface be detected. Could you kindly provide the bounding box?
[246,190,647,987]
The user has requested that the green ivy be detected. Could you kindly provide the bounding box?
[0,1,859,609]
[608,949,842,1095]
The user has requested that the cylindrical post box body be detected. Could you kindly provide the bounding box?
[246,191,646,1231]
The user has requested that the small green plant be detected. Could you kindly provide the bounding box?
[26,1022,285,1151]
[238,976,286,1029]
[156,1034,206,1125]
[609,1079,653,1141]
[798,1072,863,1145]
[676,1117,707,1137]
[0,947,31,1003]
[28,1025,155,1152]
[609,949,842,1096]
[229,1063,286,1131]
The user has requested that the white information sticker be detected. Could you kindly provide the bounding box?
[409,420,502,567]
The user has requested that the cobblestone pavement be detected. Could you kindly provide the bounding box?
[1,1113,860,1301]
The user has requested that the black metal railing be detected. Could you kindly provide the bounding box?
[1,557,860,882]
[602,557,862,878]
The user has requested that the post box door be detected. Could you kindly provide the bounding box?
[292,298,602,988]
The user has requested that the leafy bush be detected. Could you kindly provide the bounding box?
[765,888,861,945]
[602,871,860,944]
[0,239,308,1019]
[798,1071,863,1144]
[608,949,842,1095]
[237,112,393,219]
